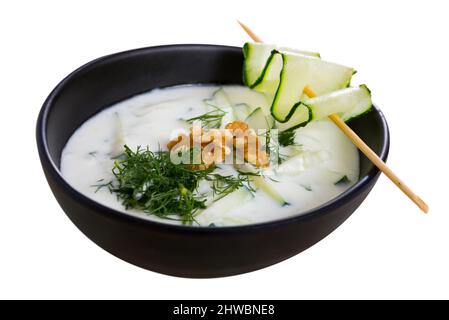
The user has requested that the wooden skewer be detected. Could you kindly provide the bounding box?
[237,20,263,43]
[238,20,429,213]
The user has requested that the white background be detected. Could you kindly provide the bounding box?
[1,0,447,299]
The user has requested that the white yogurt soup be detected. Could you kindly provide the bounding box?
[61,85,359,226]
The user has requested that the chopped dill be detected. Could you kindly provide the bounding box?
[207,173,256,201]
[111,153,127,160]
[260,130,287,164]
[98,145,258,225]
[334,175,350,185]
[109,146,210,224]
[265,176,280,183]
[91,180,113,193]
[183,104,226,128]
[301,184,312,191]
[236,170,260,177]
[278,130,296,147]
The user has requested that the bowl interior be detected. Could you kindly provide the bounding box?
[42,44,388,198]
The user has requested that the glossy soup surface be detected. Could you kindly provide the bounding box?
[61,85,359,226]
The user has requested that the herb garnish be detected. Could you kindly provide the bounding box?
[260,130,288,164]
[183,104,226,128]
[334,175,350,185]
[208,173,256,201]
[278,130,296,147]
[92,179,112,193]
[301,184,312,191]
[103,146,257,224]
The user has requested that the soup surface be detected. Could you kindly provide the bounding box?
[61,85,359,226]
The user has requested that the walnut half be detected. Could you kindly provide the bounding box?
[167,120,269,169]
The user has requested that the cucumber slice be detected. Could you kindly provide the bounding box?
[243,43,276,87]
[341,85,372,121]
[247,49,283,99]
[271,52,355,122]
[265,113,275,129]
[275,104,311,131]
[111,112,126,157]
[233,103,252,121]
[243,43,320,97]
[204,187,254,215]
[233,163,288,206]
[212,87,232,109]
[275,155,306,176]
[245,107,272,130]
[305,85,372,121]
[208,88,235,128]
[252,176,289,206]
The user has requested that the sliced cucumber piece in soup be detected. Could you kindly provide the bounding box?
[306,85,372,121]
[271,52,355,122]
[111,112,126,157]
[208,88,234,128]
[243,43,320,98]
[212,87,232,109]
[233,163,288,206]
[204,187,254,215]
[233,103,252,121]
[252,176,289,206]
[265,114,275,129]
[245,107,272,130]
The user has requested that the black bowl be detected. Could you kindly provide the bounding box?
[36,44,389,278]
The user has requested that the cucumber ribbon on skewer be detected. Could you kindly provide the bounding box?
[243,42,373,130]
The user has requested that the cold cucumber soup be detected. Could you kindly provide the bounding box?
[61,85,359,226]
